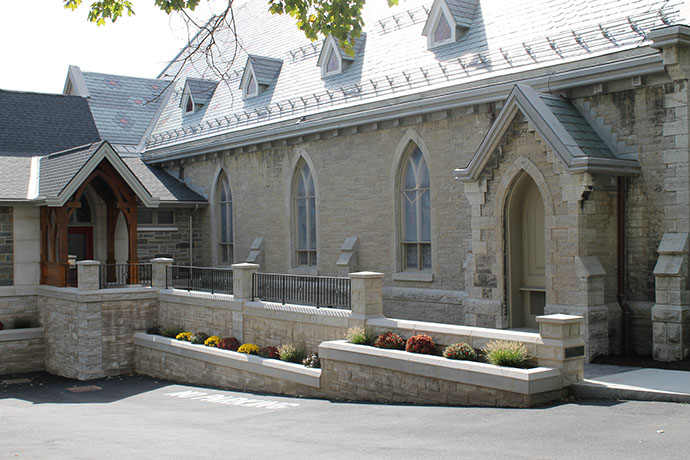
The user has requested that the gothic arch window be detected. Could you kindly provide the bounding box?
[400,146,431,271]
[216,172,233,265]
[293,160,316,267]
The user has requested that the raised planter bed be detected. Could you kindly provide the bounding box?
[133,332,321,389]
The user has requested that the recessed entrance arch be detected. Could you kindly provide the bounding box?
[506,172,546,329]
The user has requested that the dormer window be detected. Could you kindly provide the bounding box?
[317,34,366,79]
[422,0,478,50]
[240,55,283,100]
[180,78,218,115]
[434,14,452,44]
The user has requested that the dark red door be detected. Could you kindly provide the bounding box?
[68,226,94,260]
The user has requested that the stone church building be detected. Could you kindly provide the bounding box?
[1,0,690,362]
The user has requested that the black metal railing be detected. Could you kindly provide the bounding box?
[99,263,152,289]
[166,265,233,294]
[66,264,78,287]
[252,273,351,309]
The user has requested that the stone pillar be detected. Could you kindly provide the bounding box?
[536,314,585,386]
[77,260,100,290]
[151,257,174,289]
[350,271,384,327]
[652,233,690,361]
[232,263,259,300]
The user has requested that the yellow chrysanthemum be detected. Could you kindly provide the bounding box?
[237,343,260,355]
[176,332,192,341]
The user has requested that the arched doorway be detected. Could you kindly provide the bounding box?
[506,173,545,329]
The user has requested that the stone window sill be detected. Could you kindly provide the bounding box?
[289,267,318,276]
[138,226,178,232]
[392,271,433,282]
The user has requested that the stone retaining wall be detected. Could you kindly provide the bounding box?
[0,288,37,329]
[0,328,44,375]
[158,290,242,339]
[38,286,157,380]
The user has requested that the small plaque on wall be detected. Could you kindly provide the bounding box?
[565,346,585,358]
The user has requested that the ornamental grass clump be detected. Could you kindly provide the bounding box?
[373,331,405,350]
[190,332,209,345]
[204,336,221,347]
[162,326,185,338]
[237,343,260,355]
[405,334,436,355]
[482,340,530,368]
[217,337,241,351]
[345,326,375,345]
[279,344,308,363]
[175,332,192,342]
[443,342,477,361]
[303,353,320,368]
[258,346,280,359]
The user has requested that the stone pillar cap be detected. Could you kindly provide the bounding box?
[349,271,384,279]
[231,263,260,269]
[536,314,584,324]
[76,260,100,266]
[151,257,174,263]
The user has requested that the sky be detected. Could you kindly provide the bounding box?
[0,1,218,94]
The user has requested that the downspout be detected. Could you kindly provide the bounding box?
[617,176,631,355]
[189,204,199,265]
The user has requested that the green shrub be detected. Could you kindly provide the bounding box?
[443,342,477,361]
[204,336,221,347]
[345,326,374,345]
[0,320,3,331]
[161,326,184,338]
[405,334,436,354]
[13,317,33,329]
[217,337,241,351]
[146,325,161,335]
[373,331,405,350]
[237,343,260,355]
[279,344,308,363]
[303,353,320,368]
[190,332,209,345]
[482,340,530,368]
[258,346,280,359]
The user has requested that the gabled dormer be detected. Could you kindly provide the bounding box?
[316,34,366,78]
[422,0,478,49]
[239,55,283,100]
[180,78,218,115]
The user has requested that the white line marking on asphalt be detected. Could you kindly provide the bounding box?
[164,390,300,409]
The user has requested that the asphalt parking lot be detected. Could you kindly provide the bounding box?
[1,372,689,459]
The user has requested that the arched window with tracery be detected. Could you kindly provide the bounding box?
[401,146,431,270]
[217,172,233,264]
[293,160,316,267]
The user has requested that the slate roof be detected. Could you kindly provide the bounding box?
[541,96,616,160]
[0,90,100,157]
[185,78,218,105]
[80,71,170,148]
[122,158,206,202]
[39,143,102,197]
[445,0,478,28]
[247,56,283,85]
[337,33,367,61]
[0,156,32,200]
[146,0,685,152]
[36,141,205,203]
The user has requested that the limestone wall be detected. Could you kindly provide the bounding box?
[137,208,205,265]
[0,207,12,286]
[0,328,44,375]
[38,286,158,380]
[158,290,241,338]
[0,288,37,328]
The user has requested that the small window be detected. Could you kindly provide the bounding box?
[138,208,174,227]
[157,210,174,225]
[185,97,194,114]
[433,14,452,44]
[326,49,340,74]
[217,173,233,264]
[246,74,258,97]
[138,209,154,225]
